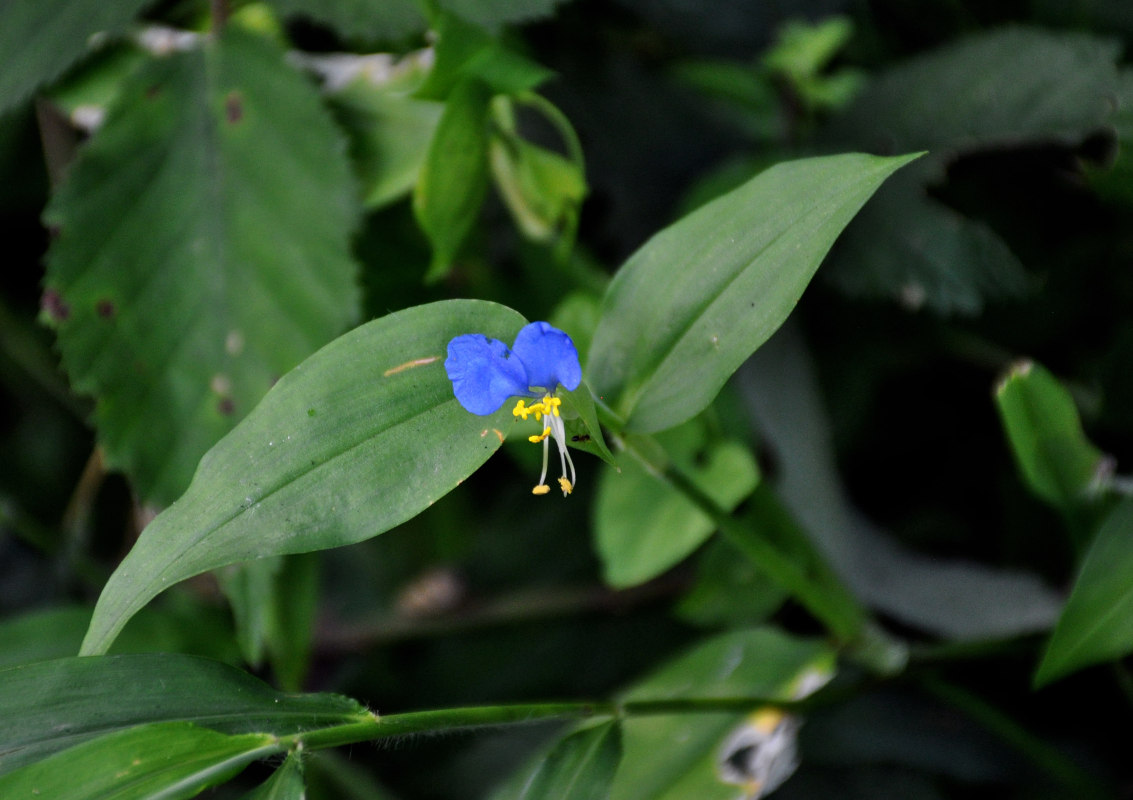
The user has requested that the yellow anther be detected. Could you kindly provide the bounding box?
[543,395,562,416]
[528,427,551,443]
[532,484,551,495]
[513,399,535,420]
[557,476,573,495]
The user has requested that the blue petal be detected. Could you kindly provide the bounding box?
[444,334,530,415]
[511,322,582,393]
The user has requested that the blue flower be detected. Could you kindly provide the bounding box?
[445,321,583,496]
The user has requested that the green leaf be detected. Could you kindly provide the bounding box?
[828,28,1120,153]
[676,539,786,629]
[81,300,525,655]
[1035,498,1133,686]
[822,27,1121,314]
[489,131,587,243]
[0,653,371,776]
[329,75,444,209]
[0,0,153,117]
[242,753,306,800]
[42,28,362,505]
[611,628,833,800]
[0,721,279,800]
[824,164,1030,315]
[414,12,554,101]
[587,152,919,434]
[595,423,760,587]
[496,722,623,800]
[995,360,1108,510]
[265,0,428,42]
[414,78,493,281]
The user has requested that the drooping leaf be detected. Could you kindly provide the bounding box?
[495,722,623,800]
[414,78,493,281]
[0,653,372,776]
[739,323,1062,639]
[0,721,279,800]
[81,300,525,655]
[995,360,1109,511]
[42,28,362,505]
[587,151,919,434]
[0,0,153,117]
[242,753,306,800]
[1035,498,1133,686]
[611,628,834,800]
[595,422,759,588]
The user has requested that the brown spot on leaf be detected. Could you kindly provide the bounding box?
[224,91,243,123]
[41,289,70,321]
[383,356,439,376]
[218,397,235,416]
[145,84,162,100]
[96,299,116,319]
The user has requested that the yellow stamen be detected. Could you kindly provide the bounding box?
[543,395,562,416]
[532,484,551,495]
[558,477,573,495]
[528,427,551,443]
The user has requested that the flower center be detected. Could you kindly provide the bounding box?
[512,394,576,496]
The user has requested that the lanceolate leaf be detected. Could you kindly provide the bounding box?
[0,721,280,800]
[587,152,919,434]
[1035,498,1133,687]
[42,27,362,505]
[0,0,153,117]
[0,653,371,776]
[81,300,525,655]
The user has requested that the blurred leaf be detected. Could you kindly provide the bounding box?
[266,0,428,42]
[587,152,919,434]
[43,44,146,129]
[81,300,525,655]
[0,653,371,775]
[0,0,152,117]
[1087,68,1133,204]
[496,722,622,800]
[242,753,305,800]
[414,78,492,281]
[217,552,318,689]
[0,603,240,668]
[42,28,362,505]
[330,75,443,209]
[739,323,1062,639]
[1036,497,1133,686]
[306,750,404,800]
[763,17,854,82]
[826,165,1030,315]
[595,422,759,588]
[676,538,786,629]
[823,27,1121,314]
[611,628,833,800]
[0,721,278,800]
[828,27,1120,152]
[995,360,1108,510]
[440,0,573,31]
[415,12,554,101]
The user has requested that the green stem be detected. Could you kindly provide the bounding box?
[280,694,810,752]
[595,398,867,644]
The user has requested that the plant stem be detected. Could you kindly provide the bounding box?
[280,694,809,752]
